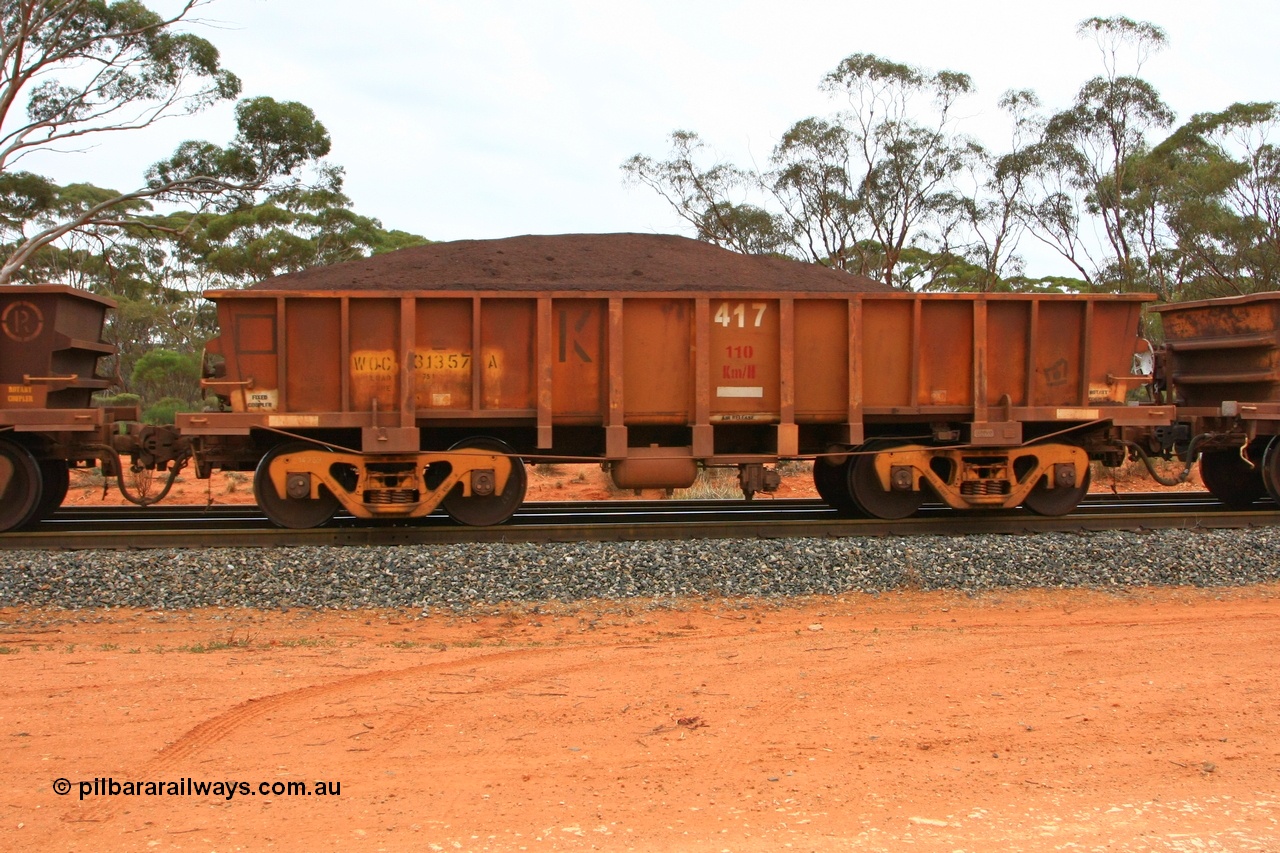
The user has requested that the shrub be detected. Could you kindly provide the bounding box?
[93,392,141,408]
[141,396,198,425]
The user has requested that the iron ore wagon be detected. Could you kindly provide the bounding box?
[1151,292,1280,509]
[0,285,133,530]
[176,234,1171,527]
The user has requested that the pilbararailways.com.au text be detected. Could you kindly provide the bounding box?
[53,777,341,801]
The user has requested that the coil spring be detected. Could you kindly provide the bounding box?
[364,488,419,505]
[960,480,1011,496]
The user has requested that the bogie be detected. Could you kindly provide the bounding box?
[251,437,525,529]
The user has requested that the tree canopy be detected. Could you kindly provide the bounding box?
[0,0,427,405]
[0,1,347,282]
[625,15,1280,299]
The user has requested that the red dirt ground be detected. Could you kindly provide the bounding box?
[3,586,1278,851]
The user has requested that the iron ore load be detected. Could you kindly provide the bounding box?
[179,233,1168,526]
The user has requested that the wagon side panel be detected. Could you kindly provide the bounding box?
[1087,300,1149,404]
[0,286,113,410]
[1030,300,1087,408]
[551,298,605,422]
[478,298,536,412]
[860,298,914,408]
[916,299,974,408]
[986,300,1031,408]
[793,299,847,423]
[622,298,692,425]
[214,297,280,414]
[707,297,780,422]
[285,298,342,413]
[348,297,402,415]
[1156,294,1280,407]
[414,298,474,412]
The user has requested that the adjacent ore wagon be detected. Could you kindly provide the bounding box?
[1151,292,1280,508]
[0,285,131,529]
[179,234,1170,527]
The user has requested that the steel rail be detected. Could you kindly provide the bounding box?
[0,492,1276,550]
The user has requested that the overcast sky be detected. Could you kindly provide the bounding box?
[29,0,1280,277]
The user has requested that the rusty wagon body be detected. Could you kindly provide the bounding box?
[170,234,1171,526]
[0,285,132,530]
[1151,292,1280,508]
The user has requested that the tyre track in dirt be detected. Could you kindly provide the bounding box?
[65,646,544,826]
[67,640,694,827]
[65,622,844,831]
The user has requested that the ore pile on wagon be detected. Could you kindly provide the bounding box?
[3,232,1280,531]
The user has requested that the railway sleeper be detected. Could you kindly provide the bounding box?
[255,444,522,529]
[863,443,1091,515]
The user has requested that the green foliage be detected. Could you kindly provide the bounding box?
[1140,102,1280,297]
[622,130,787,256]
[94,392,141,408]
[141,396,199,425]
[624,14,1280,299]
[0,2,338,283]
[145,97,331,197]
[1003,275,1091,294]
[0,1,428,397]
[1010,15,1179,293]
[0,172,58,228]
[131,350,201,403]
[781,52,981,287]
[371,229,432,255]
[625,53,982,288]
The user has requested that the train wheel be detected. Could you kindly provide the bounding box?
[0,439,43,532]
[1199,446,1267,509]
[24,459,70,528]
[1263,438,1280,503]
[254,442,340,529]
[849,443,923,520]
[813,454,861,515]
[1022,465,1092,517]
[442,437,526,526]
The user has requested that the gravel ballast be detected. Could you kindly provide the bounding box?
[2,529,1279,611]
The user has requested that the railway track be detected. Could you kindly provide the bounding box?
[0,491,1275,550]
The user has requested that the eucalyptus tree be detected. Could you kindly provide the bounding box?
[0,0,332,283]
[625,54,985,289]
[1023,16,1175,290]
[1147,102,1280,297]
[945,89,1044,291]
[622,130,788,256]
[101,165,426,390]
[798,54,979,286]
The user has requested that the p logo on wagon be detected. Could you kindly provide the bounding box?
[1,301,43,342]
